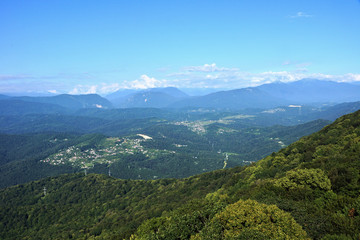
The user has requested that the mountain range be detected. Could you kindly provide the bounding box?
[107,79,360,109]
[0,94,113,116]
[1,78,360,239]
[107,87,189,108]
[2,79,360,112]
[257,79,360,104]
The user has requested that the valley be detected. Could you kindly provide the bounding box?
[1,80,360,239]
[1,109,360,239]
[0,104,330,188]
[2,1,359,238]
[40,135,176,169]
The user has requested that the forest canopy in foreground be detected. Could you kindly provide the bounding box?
[1,110,360,239]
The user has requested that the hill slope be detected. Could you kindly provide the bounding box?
[170,79,360,110]
[14,94,113,110]
[258,79,360,103]
[132,109,360,239]
[0,99,69,116]
[1,110,360,239]
[0,118,329,188]
[172,87,288,109]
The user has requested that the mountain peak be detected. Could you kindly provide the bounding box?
[108,87,189,108]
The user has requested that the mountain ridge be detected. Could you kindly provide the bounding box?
[108,87,189,108]
[12,93,113,110]
[105,79,360,109]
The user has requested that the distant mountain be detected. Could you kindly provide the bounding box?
[110,87,189,108]
[104,79,360,110]
[116,91,180,108]
[106,89,138,101]
[0,99,68,116]
[150,87,189,98]
[0,115,110,134]
[75,108,179,121]
[311,101,360,121]
[0,94,10,100]
[169,79,360,110]
[171,87,288,109]
[13,94,113,110]
[258,79,360,104]
[243,100,360,126]
[180,88,229,96]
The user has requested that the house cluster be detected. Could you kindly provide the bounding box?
[174,121,207,134]
[41,135,176,169]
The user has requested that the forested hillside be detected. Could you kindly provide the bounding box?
[1,110,360,239]
[0,118,329,188]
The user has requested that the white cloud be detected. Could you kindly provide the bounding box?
[98,83,121,93]
[124,74,168,89]
[337,73,360,82]
[65,75,170,95]
[49,71,360,94]
[184,63,238,72]
[251,71,308,86]
[290,12,313,18]
[69,85,98,95]
[3,65,360,95]
[205,74,220,80]
[166,66,360,89]
[67,75,164,95]
[348,73,360,81]
[246,72,360,86]
[68,83,125,95]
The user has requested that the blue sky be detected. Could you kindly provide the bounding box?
[0,0,359,95]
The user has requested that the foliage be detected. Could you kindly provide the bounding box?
[2,109,360,239]
[132,192,229,240]
[0,168,239,240]
[0,113,328,188]
[192,199,309,240]
[273,168,331,191]
[0,132,93,188]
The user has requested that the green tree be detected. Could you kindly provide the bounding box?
[192,199,309,240]
[274,168,331,191]
[131,193,229,240]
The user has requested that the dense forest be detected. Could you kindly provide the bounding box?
[1,110,360,239]
[0,118,328,188]
[2,0,360,238]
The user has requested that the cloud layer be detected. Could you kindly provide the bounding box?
[1,63,360,95]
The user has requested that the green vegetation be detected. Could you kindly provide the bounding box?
[1,110,360,239]
[131,197,309,240]
[40,135,173,169]
[191,199,309,240]
[0,114,328,188]
[0,133,94,188]
[0,169,239,239]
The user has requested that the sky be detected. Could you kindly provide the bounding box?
[0,0,360,95]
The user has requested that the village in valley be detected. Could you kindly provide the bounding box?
[40,119,276,172]
[40,134,175,169]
